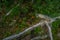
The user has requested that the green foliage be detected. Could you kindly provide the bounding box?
[52,19,60,40]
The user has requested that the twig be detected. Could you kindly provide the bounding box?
[31,35,48,40]
[45,21,53,40]
[3,14,60,40]
[3,21,44,40]
[53,16,60,20]
[5,4,19,16]
[37,14,52,20]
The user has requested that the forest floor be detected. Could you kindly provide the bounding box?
[0,0,60,40]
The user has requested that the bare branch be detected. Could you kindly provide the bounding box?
[31,35,48,40]
[37,14,52,20]
[45,21,53,40]
[3,21,44,40]
[3,14,60,40]
[53,16,60,20]
[5,4,19,16]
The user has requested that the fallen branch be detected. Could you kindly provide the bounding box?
[45,21,53,40]
[5,4,19,16]
[3,21,44,40]
[31,35,48,40]
[3,14,60,40]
